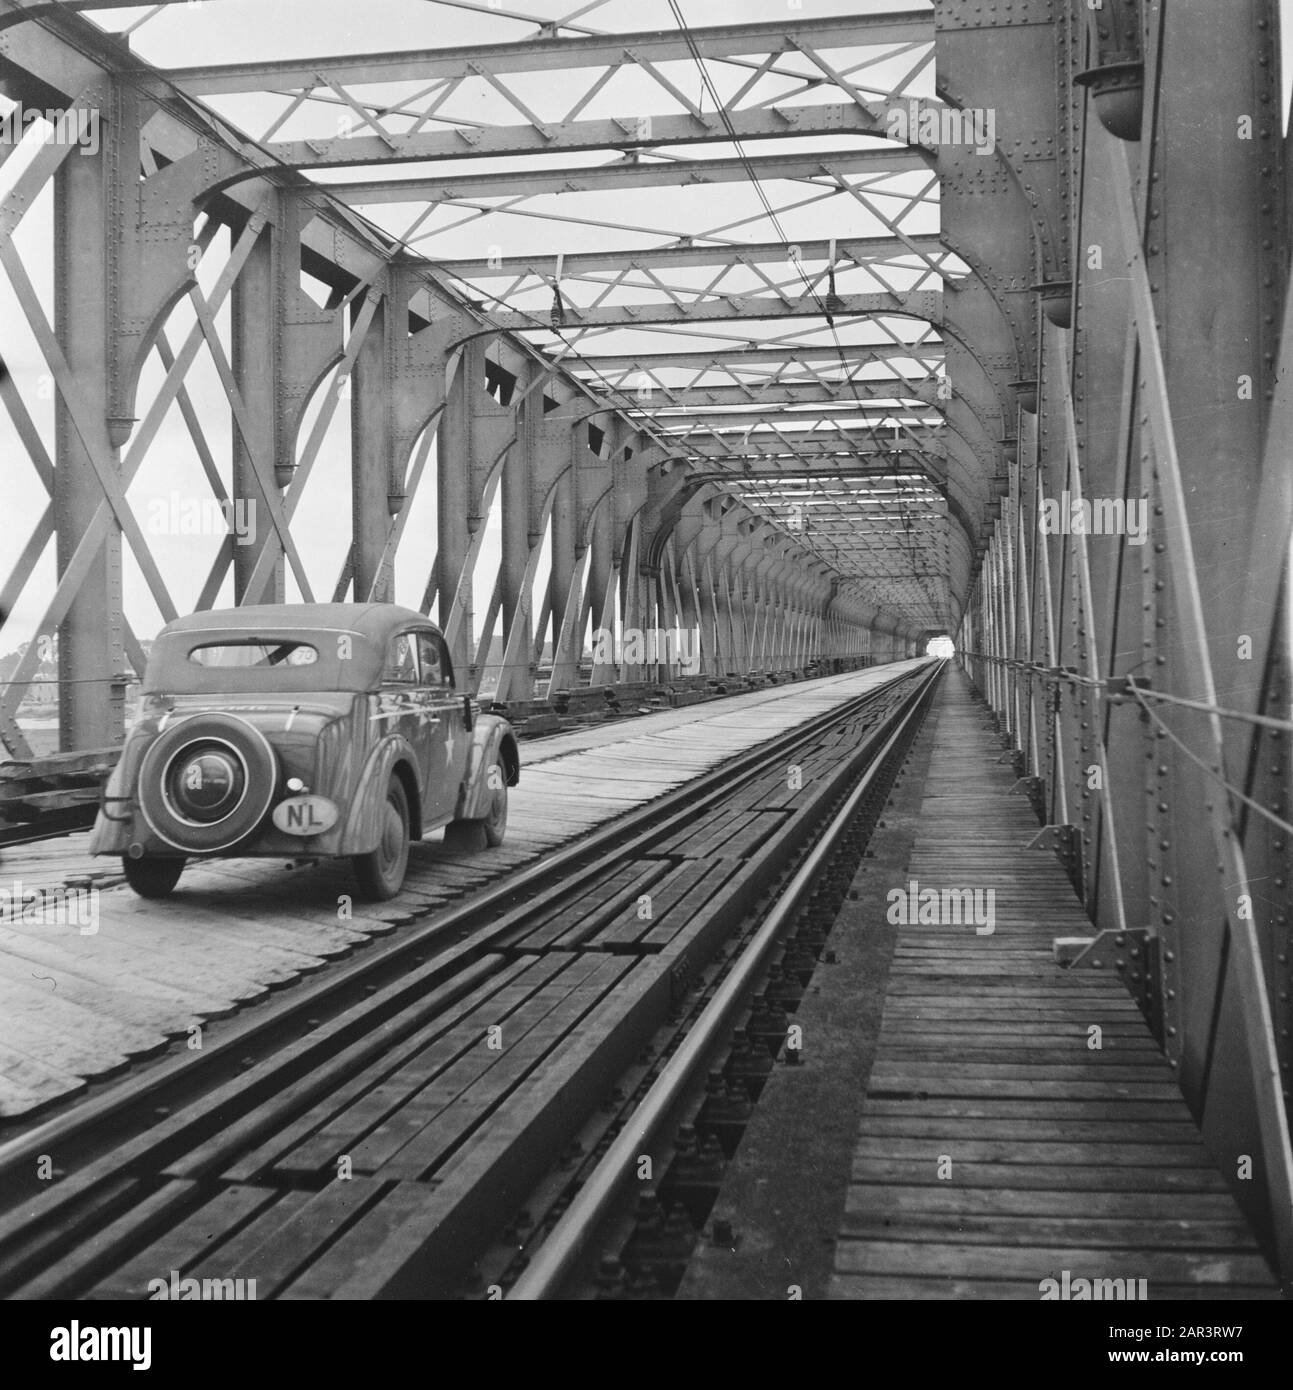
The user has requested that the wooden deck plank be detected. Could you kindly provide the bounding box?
[0,662,928,1115]
[830,670,1278,1299]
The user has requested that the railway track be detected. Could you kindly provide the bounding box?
[0,660,942,1300]
[0,669,815,853]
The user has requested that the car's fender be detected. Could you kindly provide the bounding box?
[339,734,423,854]
[88,723,162,854]
[454,713,520,820]
[89,748,138,854]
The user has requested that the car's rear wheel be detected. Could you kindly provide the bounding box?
[352,775,410,900]
[481,774,507,847]
[122,855,185,899]
[444,766,507,851]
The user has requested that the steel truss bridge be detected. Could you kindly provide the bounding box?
[0,0,1291,1285]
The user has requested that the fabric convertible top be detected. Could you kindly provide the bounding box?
[143,603,439,695]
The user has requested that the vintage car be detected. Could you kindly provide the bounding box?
[91,603,520,901]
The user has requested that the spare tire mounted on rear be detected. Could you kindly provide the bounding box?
[138,712,278,853]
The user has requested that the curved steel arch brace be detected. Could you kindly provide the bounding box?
[937,1,1074,325]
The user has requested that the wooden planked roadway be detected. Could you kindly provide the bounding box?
[0,660,928,1119]
[830,670,1281,1300]
[70,698,905,1301]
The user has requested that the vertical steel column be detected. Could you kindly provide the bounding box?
[547,463,577,665]
[698,550,721,676]
[1112,77,1293,1266]
[739,567,761,669]
[546,546,590,696]
[1054,328,1129,934]
[438,345,479,677]
[728,561,749,673]
[54,82,124,750]
[351,295,392,602]
[229,216,285,605]
[589,505,620,689]
[717,557,737,674]
[587,505,618,687]
[618,520,643,683]
[678,546,703,674]
[498,368,537,700]
[1016,481,1041,776]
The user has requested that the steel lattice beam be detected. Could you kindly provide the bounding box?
[611,382,931,408]
[437,236,950,279]
[147,12,934,94]
[684,435,941,458]
[265,107,936,172]
[0,0,225,26]
[492,290,940,334]
[562,344,944,371]
[649,406,944,428]
[322,148,931,206]
[689,466,934,484]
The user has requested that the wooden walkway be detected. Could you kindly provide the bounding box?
[0,661,926,1119]
[831,670,1280,1299]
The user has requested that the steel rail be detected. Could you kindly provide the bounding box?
[0,665,933,1299]
[507,659,943,1298]
[0,664,930,1233]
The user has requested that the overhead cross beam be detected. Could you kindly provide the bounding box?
[147,12,934,94]
[265,106,935,172]
[322,148,931,206]
[561,343,945,371]
[613,382,933,408]
[0,0,227,26]
[437,236,950,279]
[685,435,943,462]
[489,290,941,334]
[689,466,935,484]
[657,410,943,433]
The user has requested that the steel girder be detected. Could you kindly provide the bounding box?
[563,344,945,373]
[435,236,950,280]
[611,383,929,409]
[150,13,935,94]
[0,0,945,759]
[260,108,933,175]
[320,148,932,206]
[486,290,943,334]
[957,0,1293,1279]
[647,406,944,430]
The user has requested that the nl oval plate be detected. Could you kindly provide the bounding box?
[272,794,339,836]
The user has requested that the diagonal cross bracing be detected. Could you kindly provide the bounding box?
[146,13,935,94]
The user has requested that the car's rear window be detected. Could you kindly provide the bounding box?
[143,627,383,693]
[189,640,319,668]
